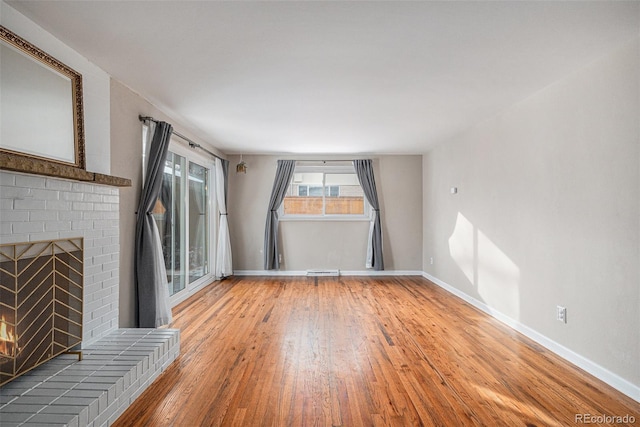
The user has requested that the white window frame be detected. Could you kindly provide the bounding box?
[279,164,371,221]
[165,140,218,307]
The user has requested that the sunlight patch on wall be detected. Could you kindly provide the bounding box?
[448,212,521,320]
[477,225,520,319]
[448,212,475,285]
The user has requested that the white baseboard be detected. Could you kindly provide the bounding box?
[422,272,640,403]
[234,270,423,277]
[339,270,423,276]
[234,270,306,276]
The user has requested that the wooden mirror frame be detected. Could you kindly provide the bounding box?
[0,26,85,170]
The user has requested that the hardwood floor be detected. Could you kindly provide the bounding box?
[113,276,639,426]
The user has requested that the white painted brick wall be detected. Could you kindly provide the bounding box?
[0,171,120,346]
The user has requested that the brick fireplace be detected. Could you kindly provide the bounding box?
[0,172,120,344]
[0,171,179,426]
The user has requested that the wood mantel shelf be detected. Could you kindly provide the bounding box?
[0,152,131,187]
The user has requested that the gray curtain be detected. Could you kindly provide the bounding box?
[264,160,296,270]
[353,159,384,270]
[222,160,229,206]
[135,121,173,327]
[159,177,172,267]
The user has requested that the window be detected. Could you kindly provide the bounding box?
[295,185,340,197]
[281,164,369,219]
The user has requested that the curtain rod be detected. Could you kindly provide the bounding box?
[139,115,224,162]
[294,159,356,163]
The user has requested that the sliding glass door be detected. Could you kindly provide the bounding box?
[154,151,186,296]
[151,141,216,304]
[188,161,209,283]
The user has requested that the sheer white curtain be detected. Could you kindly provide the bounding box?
[215,158,233,277]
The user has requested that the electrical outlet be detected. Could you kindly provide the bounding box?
[557,306,567,323]
[430,257,434,265]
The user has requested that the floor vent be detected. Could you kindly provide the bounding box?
[306,269,340,277]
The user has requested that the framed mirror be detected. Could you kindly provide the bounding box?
[0,26,85,169]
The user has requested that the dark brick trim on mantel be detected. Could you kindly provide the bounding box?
[0,152,131,187]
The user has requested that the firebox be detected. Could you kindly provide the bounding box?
[0,238,83,386]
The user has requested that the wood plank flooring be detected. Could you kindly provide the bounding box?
[112,276,639,426]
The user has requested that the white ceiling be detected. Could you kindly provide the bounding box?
[6,1,640,155]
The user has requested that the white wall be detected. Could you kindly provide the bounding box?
[228,154,423,272]
[423,37,640,392]
[1,2,111,174]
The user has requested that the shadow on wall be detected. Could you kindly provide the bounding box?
[448,212,521,320]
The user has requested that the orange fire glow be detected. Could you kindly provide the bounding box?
[0,316,16,357]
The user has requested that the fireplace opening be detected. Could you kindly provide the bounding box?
[0,315,16,357]
[0,238,83,386]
